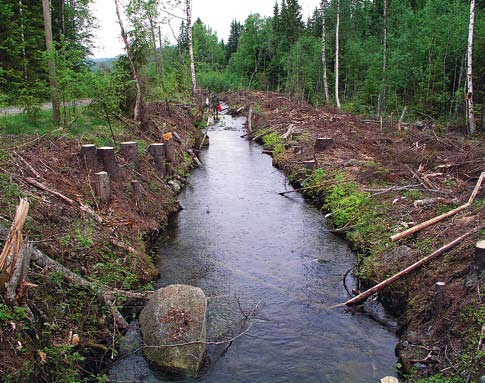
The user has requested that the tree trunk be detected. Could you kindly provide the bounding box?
[42,0,61,126]
[158,25,167,93]
[466,0,476,134]
[120,141,139,169]
[377,0,388,118]
[97,147,122,181]
[321,0,330,105]
[335,0,341,110]
[95,171,111,205]
[149,16,161,76]
[80,144,97,173]
[114,0,143,122]
[148,143,167,177]
[18,0,28,81]
[131,180,145,214]
[186,0,197,94]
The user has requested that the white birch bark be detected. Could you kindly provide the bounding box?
[321,0,330,105]
[186,0,197,94]
[377,0,387,118]
[114,0,142,122]
[466,0,476,134]
[335,0,341,109]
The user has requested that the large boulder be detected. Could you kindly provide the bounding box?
[139,284,207,376]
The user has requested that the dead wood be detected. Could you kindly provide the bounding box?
[12,151,41,178]
[342,225,483,306]
[24,177,102,223]
[391,172,484,241]
[0,198,29,272]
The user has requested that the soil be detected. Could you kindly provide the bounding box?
[223,90,484,381]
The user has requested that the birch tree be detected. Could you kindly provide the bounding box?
[466,0,476,134]
[186,0,197,94]
[334,0,341,109]
[377,0,388,118]
[321,0,330,105]
[42,0,61,125]
[114,0,143,122]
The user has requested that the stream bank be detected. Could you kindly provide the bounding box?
[222,91,484,382]
[0,102,203,382]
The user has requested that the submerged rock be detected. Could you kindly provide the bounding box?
[139,284,207,377]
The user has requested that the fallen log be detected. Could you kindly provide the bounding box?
[342,225,483,307]
[24,177,102,223]
[390,172,484,242]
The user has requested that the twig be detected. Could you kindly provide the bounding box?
[12,152,41,178]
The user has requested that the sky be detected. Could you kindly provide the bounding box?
[90,0,321,58]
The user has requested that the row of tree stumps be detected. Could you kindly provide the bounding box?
[80,139,178,209]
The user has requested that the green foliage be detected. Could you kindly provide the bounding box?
[196,71,241,92]
[262,131,285,155]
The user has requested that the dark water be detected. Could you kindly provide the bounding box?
[111,115,398,382]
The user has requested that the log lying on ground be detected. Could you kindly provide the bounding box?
[342,225,483,307]
[24,177,102,223]
[31,247,152,329]
[390,172,484,242]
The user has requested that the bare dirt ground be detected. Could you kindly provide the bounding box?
[223,90,484,381]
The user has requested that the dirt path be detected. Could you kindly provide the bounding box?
[0,99,91,115]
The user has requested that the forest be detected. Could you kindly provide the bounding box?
[0,0,484,132]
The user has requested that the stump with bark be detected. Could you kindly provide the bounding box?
[98,147,123,181]
[148,143,167,177]
[95,171,111,205]
[314,138,333,153]
[120,141,139,169]
[80,144,97,173]
[131,180,145,214]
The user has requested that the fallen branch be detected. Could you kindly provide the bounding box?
[341,225,483,307]
[0,198,29,272]
[24,177,102,223]
[12,151,42,178]
[278,180,338,196]
[390,172,484,242]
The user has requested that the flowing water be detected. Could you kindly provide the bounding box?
[110,115,398,383]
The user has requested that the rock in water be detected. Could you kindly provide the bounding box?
[139,284,207,376]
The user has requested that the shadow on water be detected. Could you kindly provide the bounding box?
[110,114,398,383]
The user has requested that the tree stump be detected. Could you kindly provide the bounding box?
[475,240,485,270]
[314,137,333,153]
[120,141,139,169]
[148,143,167,177]
[432,281,446,317]
[131,180,145,215]
[164,139,177,174]
[97,147,123,181]
[80,144,97,173]
[95,171,110,205]
[302,160,316,170]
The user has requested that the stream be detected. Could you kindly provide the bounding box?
[110,115,398,382]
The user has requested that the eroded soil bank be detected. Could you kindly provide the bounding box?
[0,102,202,382]
[223,91,484,382]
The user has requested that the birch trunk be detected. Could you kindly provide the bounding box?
[18,0,28,81]
[321,0,330,105]
[334,0,341,109]
[466,0,476,134]
[377,0,388,118]
[149,16,161,76]
[42,0,61,126]
[186,0,197,94]
[114,0,143,122]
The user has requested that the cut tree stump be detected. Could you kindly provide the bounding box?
[432,282,446,317]
[120,141,139,169]
[164,139,176,174]
[475,240,485,270]
[314,138,333,153]
[98,146,122,181]
[80,144,97,173]
[148,143,167,177]
[302,160,316,170]
[95,171,111,205]
[131,180,145,214]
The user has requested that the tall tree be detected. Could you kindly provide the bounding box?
[467,0,476,134]
[334,0,341,109]
[377,0,388,118]
[185,0,197,94]
[42,0,61,125]
[321,0,330,104]
[114,0,143,122]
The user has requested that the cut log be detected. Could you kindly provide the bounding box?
[148,143,167,177]
[120,141,139,169]
[95,171,111,205]
[314,137,333,153]
[342,225,483,306]
[131,180,145,214]
[391,172,484,241]
[80,144,97,173]
[98,146,122,181]
[186,149,202,167]
[475,240,485,270]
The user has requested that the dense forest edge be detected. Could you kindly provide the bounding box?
[0,0,484,382]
